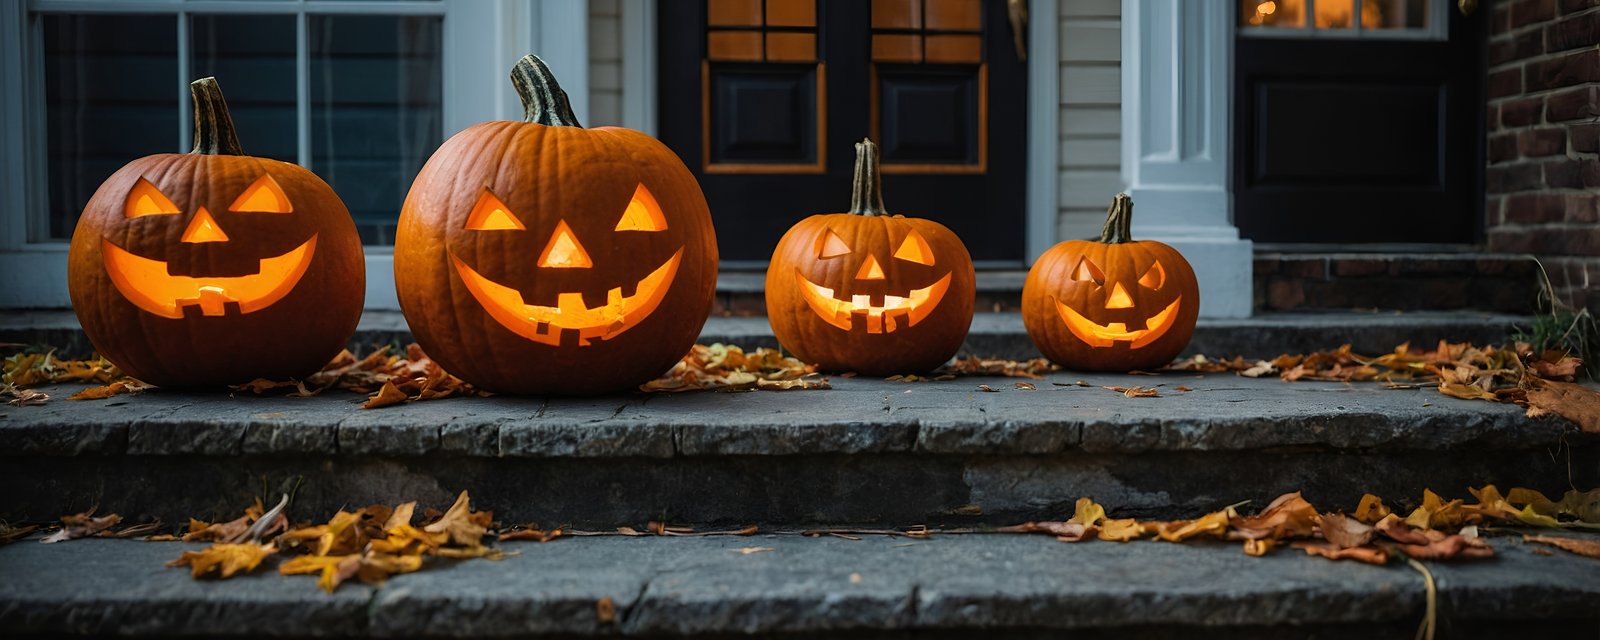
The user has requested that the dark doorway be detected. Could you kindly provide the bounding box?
[1233,0,1485,244]
[659,0,1029,265]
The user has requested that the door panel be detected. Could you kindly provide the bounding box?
[1233,2,1485,245]
[660,0,1027,264]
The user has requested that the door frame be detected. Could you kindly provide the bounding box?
[621,0,1059,268]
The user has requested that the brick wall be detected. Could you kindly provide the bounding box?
[1487,0,1600,313]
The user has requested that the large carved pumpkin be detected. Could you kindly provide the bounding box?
[395,55,717,395]
[67,78,365,387]
[1022,194,1199,371]
[766,139,975,375]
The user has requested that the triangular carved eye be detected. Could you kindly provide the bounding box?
[1073,257,1105,286]
[125,178,181,218]
[893,230,934,266]
[817,229,851,258]
[615,183,667,231]
[229,174,292,213]
[1139,262,1166,290]
[465,190,525,231]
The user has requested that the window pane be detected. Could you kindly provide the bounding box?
[1364,0,1428,29]
[43,14,178,240]
[310,15,443,246]
[1314,0,1357,29]
[191,15,296,163]
[1240,0,1305,28]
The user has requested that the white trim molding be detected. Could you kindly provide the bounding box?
[620,0,657,136]
[1121,0,1252,318]
[1024,0,1059,265]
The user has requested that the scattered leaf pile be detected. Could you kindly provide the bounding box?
[2,350,145,405]
[36,506,161,543]
[164,491,502,592]
[229,344,487,409]
[1002,485,1600,565]
[1167,341,1597,431]
[937,356,1059,380]
[641,343,828,392]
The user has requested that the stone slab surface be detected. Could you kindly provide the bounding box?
[0,310,1529,361]
[2,533,1597,638]
[3,373,1593,527]
[0,373,1581,459]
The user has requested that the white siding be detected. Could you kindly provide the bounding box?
[588,0,623,126]
[1057,0,1124,241]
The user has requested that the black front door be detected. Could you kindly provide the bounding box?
[1233,0,1485,244]
[659,0,1028,264]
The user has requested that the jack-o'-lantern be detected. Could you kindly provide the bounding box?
[394,54,717,395]
[67,77,365,387]
[1022,193,1199,371]
[766,139,976,375]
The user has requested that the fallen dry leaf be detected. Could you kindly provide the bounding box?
[1293,541,1388,565]
[1230,492,1318,541]
[166,543,276,578]
[363,381,410,409]
[642,343,828,393]
[1097,517,1143,542]
[498,527,564,542]
[1318,513,1375,549]
[68,379,154,401]
[735,547,774,554]
[1523,534,1600,559]
[40,508,121,543]
[422,491,491,548]
[1104,385,1159,398]
[1354,494,1392,524]
[596,596,616,624]
[1526,380,1600,433]
[0,522,40,544]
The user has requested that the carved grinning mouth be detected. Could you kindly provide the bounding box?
[1053,295,1182,349]
[450,248,683,347]
[101,236,318,319]
[795,270,952,334]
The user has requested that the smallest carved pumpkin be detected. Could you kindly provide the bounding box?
[1022,194,1199,372]
[766,139,976,375]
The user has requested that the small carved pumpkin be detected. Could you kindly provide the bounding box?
[1022,194,1199,371]
[67,78,365,386]
[766,139,976,375]
[394,55,717,395]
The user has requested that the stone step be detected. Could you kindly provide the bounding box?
[0,309,1531,362]
[2,534,1597,638]
[2,374,1592,528]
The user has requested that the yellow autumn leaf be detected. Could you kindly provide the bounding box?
[280,554,361,593]
[1067,497,1106,528]
[166,543,275,579]
[1097,517,1143,542]
[1353,494,1391,524]
[1515,505,1562,528]
[423,491,490,548]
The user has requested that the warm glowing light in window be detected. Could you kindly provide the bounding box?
[1257,1,1277,14]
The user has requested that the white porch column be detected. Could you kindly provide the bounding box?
[1121,0,1252,318]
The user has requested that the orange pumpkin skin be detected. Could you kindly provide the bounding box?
[394,55,717,395]
[67,78,364,387]
[1021,194,1198,372]
[765,140,976,375]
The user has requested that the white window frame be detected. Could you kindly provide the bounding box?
[1236,0,1449,40]
[0,0,588,310]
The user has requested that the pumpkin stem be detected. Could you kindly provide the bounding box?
[511,54,583,127]
[1098,193,1135,244]
[848,138,889,216]
[189,77,245,156]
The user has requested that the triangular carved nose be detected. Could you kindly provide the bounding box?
[855,254,885,280]
[181,206,229,243]
[537,220,593,268]
[1105,282,1134,309]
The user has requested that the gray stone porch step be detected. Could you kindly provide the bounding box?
[2,533,1597,638]
[0,309,1531,361]
[3,373,1593,528]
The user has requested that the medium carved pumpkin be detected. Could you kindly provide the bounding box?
[395,55,717,395]
[1022,194,1199,371]
[766,139,976,375]
[67,78,365,387]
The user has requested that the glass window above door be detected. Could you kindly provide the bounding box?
[1239,0,1442,38]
